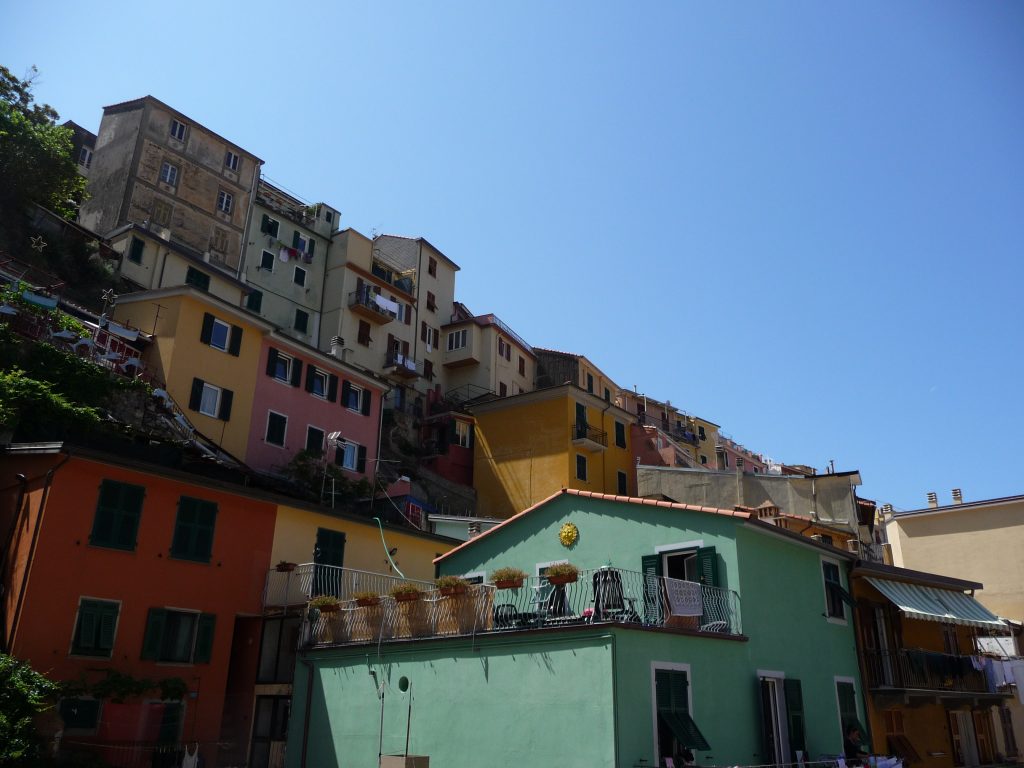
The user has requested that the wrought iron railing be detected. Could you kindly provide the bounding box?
[384,352,419,374]
[59,739,188,768]
[572,422,608,447]
[303,567,742,646]
[264,564,433,609]
[863,648,990,693]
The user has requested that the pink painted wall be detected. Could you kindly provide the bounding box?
[247,339,383,477]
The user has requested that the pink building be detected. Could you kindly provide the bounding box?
[247,333,387,479]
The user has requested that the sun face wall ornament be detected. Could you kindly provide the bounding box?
[559,522,579,548]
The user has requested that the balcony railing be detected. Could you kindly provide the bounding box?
[303,566,742,647]
[348,288,398,322]
[863,648,993,694]
[264,564,433,610]
[384,352,419,377]
[572,422,607,448]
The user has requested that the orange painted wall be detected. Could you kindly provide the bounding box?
[5,454,276,766]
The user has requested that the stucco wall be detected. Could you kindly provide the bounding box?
[79,107,143,234]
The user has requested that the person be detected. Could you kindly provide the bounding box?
[844,723,870,765]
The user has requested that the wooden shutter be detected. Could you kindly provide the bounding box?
[290,359,303,387]
[193,614,216,663]
[305,364,316,392]
[98,604,118,649]
[356,445,367,473]
[218,389,233,421]
[189,378,204,411]
[341,381,352,407]
[385,333,395,354]
[641,554,663,624]
[200,313,214,344]
[261,214,270,233]
[784,678,806,759]
[327,374,338,402]
[292,231,301,249]
[266,348,279,376]
[308,240,315,256]
[420,321,427,342]
[405,305,411,325]
[361,389,372,416]
[141,608,167,660]
[696,546,719,587]
[228,325,242,356]
[77,602,98,650]
[432,328,439,347]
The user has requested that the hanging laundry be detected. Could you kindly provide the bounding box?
[279,247,289,262]
[288,247,299,260]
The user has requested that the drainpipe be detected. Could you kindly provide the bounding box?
[299,659,315,768]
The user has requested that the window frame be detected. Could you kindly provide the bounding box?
[650,661,694,766]
[821,558,848,624]
[337,440,358,470]
[89,479,145,551]
[128,237,145,265]
[271,352,293,383]
[617,470,628,495]
[142,607,216,664]
[305,425,325,456]
[265,411,288,447]
[342,382,364,412]
[170,496,218,564]
[575,453,588,482]
[198,382,222,418]
[70,597,121,658]
[293,266,307,287]
[260,250,275,271]
[159,161,178,186]
[216,189,233,214]
[833,676,862,747]
[615,420,627,448]
[224,150,239,172]
[261,215,280,238]
[208,317,231,352]
[169,119,186,141]
[78,146,93,168]
[246,290,263,313]
[294,308,309,334]
[428,256,437,277]
[309,369,328,399]
[185,266,210,292]
[447,329,467,351]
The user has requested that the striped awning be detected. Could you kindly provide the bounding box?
[866,578,1005,629]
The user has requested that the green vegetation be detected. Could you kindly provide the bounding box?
[62,669,187,704]
[0,653,59,766]
[278,450,372,503]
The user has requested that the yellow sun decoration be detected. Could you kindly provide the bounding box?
[559,522,578,547]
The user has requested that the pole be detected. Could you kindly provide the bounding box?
[404,682,412,757]
[378,686,385,768]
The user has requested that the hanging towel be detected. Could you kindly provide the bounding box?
[181,742,199,768]
[971,655,986,671]
[279,247,289,262]
[985,658,999,691]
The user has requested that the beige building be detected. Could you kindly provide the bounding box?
[441,302,536,400]
[534,348,621,403]
[80,96,262,276]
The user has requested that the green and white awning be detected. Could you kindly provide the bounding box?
[866,578,1005,629]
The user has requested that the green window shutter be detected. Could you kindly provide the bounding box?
[654,668,689,712]
[200,313,214,344]
[292,231,301,249]
[171,497,195,558]
[141,608,167,660]
[642,554,663,578]
[356,445,367,473]
[76,604,98,651]
[642,554,664,624]
[194,501,217,561]
[218,389,233,421]
[837,681,860,731]
[290,359,303,387]
[784,678,806,758]
[91,480,144,550]
[305,364,316,392]
[308,239,316,256]
[74,600,119,656]
[696,546,719,587]
[228,325,242,356]
[189,378,204,411]
[193,614,216,663]
[98,604,118,649]
[361,390,372,416]
[266,348,279,377]
[172,497,217,561]
[327,374,338,402]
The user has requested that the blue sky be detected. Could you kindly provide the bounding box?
[4,2,1022,510]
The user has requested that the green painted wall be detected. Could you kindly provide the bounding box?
[287,631,616,768]
[440,493,741,589]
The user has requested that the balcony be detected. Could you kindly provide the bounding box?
[348,289,396,324]
[264,564,430,610]
[572,422,607,452]
[384,352,419,378]
[863,648,999,695]
[442,341,479,368]
[300,566,743,647]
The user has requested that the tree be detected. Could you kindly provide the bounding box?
[0,65,86,221]
[0,653,60,766]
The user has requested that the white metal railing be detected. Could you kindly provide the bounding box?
[263,564,433,609]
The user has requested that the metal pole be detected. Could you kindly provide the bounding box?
[378,686,385,768]
[404,682,412,757]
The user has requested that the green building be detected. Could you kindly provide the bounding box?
[286,489,867,767]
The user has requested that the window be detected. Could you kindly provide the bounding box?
[427,291,436,311]
[211,227,229,254]
[170,496,218,562]
[128,237,145,264]
[90,479,145,550]
[153,199,172,226]
[160,161,178,186]
[822,560,850,621]
[699,455,708,465]
[78,146,93,168]
[342,381,369,413]
[357,320,371,346]
[698,425,707,441]
[586,373,594,393]
[266,349,302,385]
[142,608,215,664]
[604,387,611,402]
[260,250,275,270]
[199,382,221,417]
[576,454,588,481]
[246,290,263,312]
[224,150,239,171]
[835,679,864,744]
[448,329,467,351]
[428,256,437,277]
[217,189,233,214]
[200,312,241,355]
[71,598,119,657]
[499,382,507,397]
[306,367,329,399]
[185,267,210,292]
[257,616,301,683]
[60,698,100,731]
[260,215,280,238]
[334,441,366,472]
[654,666,710,760]
[617,471,628,495]
[169,119,186,141]
[266,412,288,447]
[615,421,626,448]
[189,378,232,420]
[454,420,471,448]
[293,266,306,287]
[305,426,325,456]
[294,309,309,334]
[424,360,434,381]
[325,210,333,224]
[519,356,526,376]
[498,338,507,358]
[294,232,311,254]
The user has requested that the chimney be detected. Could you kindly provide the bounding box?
[329,335,343,356]
[952,488,963,505]
[736,456,745,472]
[927,492,938,508]
[881,503,893,515]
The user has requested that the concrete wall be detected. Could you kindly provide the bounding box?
[79,107,143,234]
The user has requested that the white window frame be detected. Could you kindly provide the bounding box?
[655,540,704,583]
[263,216,280,238]
[757,671,791,766]
[454,420,470,448]
[260,250,275,271]
[224,150,239,172]
[169,119,186,141]
[217,189,233,214]
[208,317,230,352]
[821,556,848,625]
[338,440,358,470]
[309,369,328,399]
[79,146,93,168]
[294,308,309,334]
[198,383,222,418]
[272,352,293,384]
[296,232,311,254]
[293,266,307,287]
[265,411,288,447]
[833,676,859,746]
[650,661,694,767]
[160,161,178,186]
[447,329,467,351]
[343,383,364,412]
[305,424,325,455]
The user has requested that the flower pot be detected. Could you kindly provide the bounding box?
[316,603,340,614]
[356,597,381,607]
[495,579,524,590]
[393,592,421,603]
[547,575,577,586]
[276,562,297,573]
[439,586,467,597]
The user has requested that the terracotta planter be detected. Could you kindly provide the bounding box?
[276,562,297,573]
[393,592,422,603]
[495,579,524,590]
[547,575,577,586]
[356,597,381,607]
[439,586,467,597]
[314,603,340,614]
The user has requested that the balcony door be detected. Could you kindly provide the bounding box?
[758,676,789,766]
[949,710,981,767]
[859,603,897,686]
[312,528,346,597]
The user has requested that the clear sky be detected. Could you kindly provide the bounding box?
[4,1,1022,510]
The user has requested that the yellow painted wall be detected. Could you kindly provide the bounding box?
[886,501,1024,621]
[694,417,719,467]
[271,504,447,582]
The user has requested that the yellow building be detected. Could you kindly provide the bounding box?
[113,286,264,461]
[467,383,635,519]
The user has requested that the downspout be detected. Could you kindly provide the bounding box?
[156,246,170,290]
[373,381,392,521]
[299,659,315,768]
[7,452,71,652]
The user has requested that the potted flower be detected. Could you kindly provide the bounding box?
[491,567,528,590]
[435,575,470,597]
[545,562,579,585]
[353,590,381,608]
[275,560,297,573]
[390,583,425,603]
[309,595,340,613]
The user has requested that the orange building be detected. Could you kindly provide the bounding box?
[1,443,278,767]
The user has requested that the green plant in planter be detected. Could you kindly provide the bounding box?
[352,590,381,606]
[545,562,579,583]
[389,583,425,601]
[309,595,340,611]
[491,567,528,588]
[435,575,470,595]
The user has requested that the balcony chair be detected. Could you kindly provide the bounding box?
[591,568,638,623]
